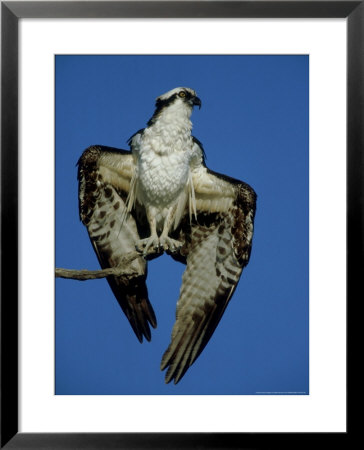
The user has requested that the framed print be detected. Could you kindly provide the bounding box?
[1,1,356,448]
[54,53,309,397]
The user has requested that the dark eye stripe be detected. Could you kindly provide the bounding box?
[148,90,193,127]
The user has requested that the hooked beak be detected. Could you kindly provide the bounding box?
[192,96,202,109]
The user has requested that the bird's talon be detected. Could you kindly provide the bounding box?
[160,236,182,253]
[135,236,161,255]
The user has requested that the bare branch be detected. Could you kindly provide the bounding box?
[55,266,135,281]
[55,249,159,281]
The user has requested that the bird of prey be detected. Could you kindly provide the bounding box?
[78,87,257,384]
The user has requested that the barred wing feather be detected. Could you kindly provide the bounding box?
[161,168,256,384]
[78,145,156,343]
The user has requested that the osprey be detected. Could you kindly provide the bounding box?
[78,87,257,384]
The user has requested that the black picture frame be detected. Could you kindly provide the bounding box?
[1,1,356,448]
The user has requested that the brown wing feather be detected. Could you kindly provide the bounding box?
[161,170,256,384]
[78,145,156,343]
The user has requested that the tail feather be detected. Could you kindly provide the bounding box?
[107,275,157,343]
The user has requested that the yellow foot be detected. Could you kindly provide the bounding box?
[135,235,161,255]
[159,236,183,253]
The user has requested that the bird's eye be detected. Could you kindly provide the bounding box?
[179,91,186,98]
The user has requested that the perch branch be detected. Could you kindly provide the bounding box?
[55,266,133,281]
[55,249,159,281]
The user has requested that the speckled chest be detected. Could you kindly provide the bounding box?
[132,100,196,208]
[137,140,192,207]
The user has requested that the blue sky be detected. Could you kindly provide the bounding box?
[55,55,309,395]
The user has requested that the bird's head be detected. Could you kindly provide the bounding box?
[146,87,201,127]
[156,87,202,110]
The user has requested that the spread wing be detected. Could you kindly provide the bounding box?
[78,145,156,342]
[161,165,257,384]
